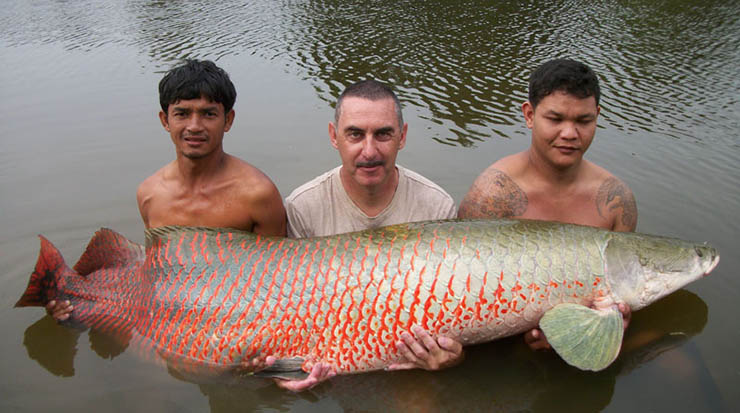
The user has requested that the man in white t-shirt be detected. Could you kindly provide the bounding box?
[287,81,456,238]
[287,165,456,237]
[284,79,463,390]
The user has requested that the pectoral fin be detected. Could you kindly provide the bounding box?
[253,357,309,381]
[539,303,624,371]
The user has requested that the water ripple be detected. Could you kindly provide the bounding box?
[1,0,738,147]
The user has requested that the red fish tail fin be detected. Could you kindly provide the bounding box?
[15,235,75,307]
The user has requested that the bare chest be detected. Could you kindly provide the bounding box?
[521,191,612,230]
[146,191,253,231]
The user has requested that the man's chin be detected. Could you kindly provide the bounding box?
[182,151,209,160]
[548,151,583,168]
[353,173,386,188]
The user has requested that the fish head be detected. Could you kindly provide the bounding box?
[604,233,719,311]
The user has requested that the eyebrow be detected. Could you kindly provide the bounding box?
[344,126,365,133]
[543,110,595,120]
[172,105,220,113]
[374,126,395,134]
[343,125,396,135]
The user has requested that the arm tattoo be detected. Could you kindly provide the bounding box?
[596,177,638,229]
[459,169,527,218]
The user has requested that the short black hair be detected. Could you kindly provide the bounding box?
[528,59,600,108]
[159,59,237,113]
[335,79,404,128]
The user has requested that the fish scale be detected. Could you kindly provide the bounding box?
[16,219,718,377]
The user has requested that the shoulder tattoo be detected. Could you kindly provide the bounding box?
[459,169,527,218]
[596,177,638,229]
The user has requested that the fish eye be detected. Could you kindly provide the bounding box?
[695,247,703,257]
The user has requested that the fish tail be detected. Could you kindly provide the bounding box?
[15,235,75,307]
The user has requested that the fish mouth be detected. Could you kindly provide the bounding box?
[702,252,720,276]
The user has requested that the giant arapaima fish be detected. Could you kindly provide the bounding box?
[16,219,718,380]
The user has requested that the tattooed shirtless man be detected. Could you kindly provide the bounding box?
[458,58,637,349]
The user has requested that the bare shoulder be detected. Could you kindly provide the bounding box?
[458,154,528,219]
[136,162,177,205]
[136,166,166,201]
[136,163,176,227]
[226,157,281,200]
[592,164,638,231]
[226,155,286,236]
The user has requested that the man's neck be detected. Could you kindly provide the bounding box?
[526,149,582,189]
[175,150,229,188]
[340,166,399,217]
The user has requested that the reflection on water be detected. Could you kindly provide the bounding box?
[22,317,129,377]
[23,316,80,377]
[2,0,738,145]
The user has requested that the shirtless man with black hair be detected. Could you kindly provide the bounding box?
[459,58,637,349]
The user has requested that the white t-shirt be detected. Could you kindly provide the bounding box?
[286,165,457,238]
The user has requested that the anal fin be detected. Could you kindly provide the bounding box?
[253,357,309,381]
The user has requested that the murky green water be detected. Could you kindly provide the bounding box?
[1,1,738,411]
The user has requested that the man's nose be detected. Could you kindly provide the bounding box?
[361,135,379,157]
[560,121,579,139]
[186,114,205,132]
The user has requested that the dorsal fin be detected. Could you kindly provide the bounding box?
[73,228,146,275]
[145,225,188,247]
[145,225,259,248]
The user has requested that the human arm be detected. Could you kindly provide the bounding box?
[284,196,310,238]
[458,167,527,219]
[595,176,638,232]
[525,302,632,350]
[438,191,458,220]
[386,326,465,371]
[247,180,287,237]
[136,178,155,229]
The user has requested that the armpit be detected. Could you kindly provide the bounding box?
[459,169,527,218]
[596,177,637,230]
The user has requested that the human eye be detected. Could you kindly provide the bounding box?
[375,128,394,141]
[346,129,363,141]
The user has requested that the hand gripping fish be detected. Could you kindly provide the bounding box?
[16,219,719,380]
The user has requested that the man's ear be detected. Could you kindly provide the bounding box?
[522,101,535,129]
[398,123,408,150]
[329,122,339,149]
[224,109,235,132]
[159,110,170,131]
